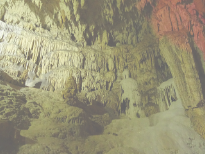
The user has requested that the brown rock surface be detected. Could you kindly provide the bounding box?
[193,0,205,15]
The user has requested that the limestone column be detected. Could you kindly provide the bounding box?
[159,37,203,109]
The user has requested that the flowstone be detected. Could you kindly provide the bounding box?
[120,69,143,118]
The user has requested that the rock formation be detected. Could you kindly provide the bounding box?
[136,0,205,139]
[0,0,205,153]
[120,69,144,118]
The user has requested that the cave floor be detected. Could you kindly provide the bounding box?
[1,82,205,154]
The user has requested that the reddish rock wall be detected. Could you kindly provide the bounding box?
[136,0,205,59]
[194,0,205,16]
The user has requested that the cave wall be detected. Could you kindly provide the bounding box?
[0,20,173,119]
[136,0,205,108]
[0,0,144,49]
[0,0,205,134]
[136,0,205,138]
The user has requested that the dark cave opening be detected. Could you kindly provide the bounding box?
[107,33,116,47]
[86,37,92,46]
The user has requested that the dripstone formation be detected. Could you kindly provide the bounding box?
[0,0,205,153]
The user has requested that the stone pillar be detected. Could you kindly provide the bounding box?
[120,69,143,118]
[159,37,203,109]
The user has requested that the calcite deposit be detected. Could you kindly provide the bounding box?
[0,0,205,153]
[136,0,205,141]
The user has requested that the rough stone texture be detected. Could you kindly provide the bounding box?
[0,83,31,129]
[159,36,203,109]
[20,87,108,139]
[136,0,205,59]
[0,15,172,118]
[0,78,203,154]
[193,0,205,16]
[136,0,205,139]
[0,80,107,148]
[62,75,77,100]
[66,99,205,154]
[0,0,205,152]
[185,102,205,139]
[0,0,141,48]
